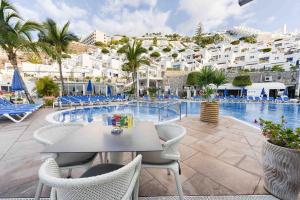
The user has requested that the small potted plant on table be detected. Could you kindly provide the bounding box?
[260,117,300,200]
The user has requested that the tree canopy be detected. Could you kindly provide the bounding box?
[232,75,252,87]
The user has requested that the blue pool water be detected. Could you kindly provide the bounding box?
[53,102,179,123]
[184,102,300,130]
[52,101,300,129]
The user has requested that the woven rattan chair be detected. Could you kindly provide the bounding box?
[138,123,186,200]
[36,155,142,200]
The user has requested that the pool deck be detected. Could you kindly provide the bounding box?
[0,108,269,198]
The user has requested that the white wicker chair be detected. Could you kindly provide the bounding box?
[36,155,142,200]
[139,123,186,200]
[34,123,98,199]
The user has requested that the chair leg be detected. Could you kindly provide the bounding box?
[167,169,171,175]
[67,168,72,178]
[34,181,44,200]
[99,152,103,163]
[171,167,184,200]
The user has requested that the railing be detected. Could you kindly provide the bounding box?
[158,101,188,122]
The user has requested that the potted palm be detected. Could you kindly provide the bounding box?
[260,117,300,200]
[196,66,226,123]
[35,76,59,106]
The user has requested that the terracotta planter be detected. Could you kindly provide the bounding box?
[200,102,219,123]
[262,141,300,200]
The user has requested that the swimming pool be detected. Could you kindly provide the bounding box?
[50,102,180,123]
[50,101,300,130]
[183,102,300,129]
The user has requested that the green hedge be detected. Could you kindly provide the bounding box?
[232,75,252,87]
[150,51,160,58]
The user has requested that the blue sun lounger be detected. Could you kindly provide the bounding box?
[0,98,42,123]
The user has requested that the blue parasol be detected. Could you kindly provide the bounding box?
[224,88,228,97]
[283,88,288,96]
[261,88,266,96]
[107,85,112,96]
[11,69,24,91]
[86,80,93,94]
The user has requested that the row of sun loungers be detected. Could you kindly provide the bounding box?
[191,96,290,103]
[54,95,127,107]
[0,98,42,123]
[143,95,180,101]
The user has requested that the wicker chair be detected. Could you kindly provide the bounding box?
[34,123,98,171]
[138,123,186,200]
[36,155,142,200]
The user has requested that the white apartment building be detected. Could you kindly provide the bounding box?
[81,30,108,45]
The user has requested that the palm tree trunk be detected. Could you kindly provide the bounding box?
[132,71,136,97]
[58,59,65,96]
[9,54,34,104]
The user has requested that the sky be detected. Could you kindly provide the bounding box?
[12,0,300,39]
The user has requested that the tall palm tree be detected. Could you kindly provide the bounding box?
[38,19,78,95]
[0,0,41,103]
[122,40,149,98]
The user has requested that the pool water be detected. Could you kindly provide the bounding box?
[53,103,179,123]
[184,102,300,130]
[52,101,300,130]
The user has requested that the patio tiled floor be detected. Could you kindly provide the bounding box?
[0,108,269,198]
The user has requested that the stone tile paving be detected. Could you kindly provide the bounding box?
[0,108,269,198]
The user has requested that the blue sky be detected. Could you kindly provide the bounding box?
[12,0,300,38]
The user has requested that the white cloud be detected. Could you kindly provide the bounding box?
[35,0,87,23]
[92,8,172,36]
[176,0,248,35]
[15,3,41,21]
[100,0,157,14]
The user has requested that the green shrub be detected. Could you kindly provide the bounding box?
[148,46,153,51]
[232,75,252,87]
[187,71,200,86]
[163,47,171,52]
[44,98,54,106]
[260,117,300,149]
[171,53,178,59]
[260,48,272,53]
[272,65,284,72]
[150,51,160,58]
[101,48,110,54]
[35,76,59,97]
[179,48,185,52]
[230,40,240,45]
[148,87,158,98]
[239,36,257,43]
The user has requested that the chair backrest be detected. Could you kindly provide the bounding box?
[155,123,186,161]
[38,155,142,200]
[34,123,84,146]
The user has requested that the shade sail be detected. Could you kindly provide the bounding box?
[11,69,24,91]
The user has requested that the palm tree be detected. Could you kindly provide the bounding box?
[122,40,149,98]
[38,19,78,95]
[0,0,41,103]
[213,70,227,87]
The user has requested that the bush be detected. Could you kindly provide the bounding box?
[260,48,272,53]
[179,48,185,52]
[44,98,54,106]
[232,75,252,87]
[35,76,59,97]
[272,65,284,72]
[260,117,300,149]
[171,53,178,59]
[187,71,200,86]
[117,46,127,54]
[148,87,158,98]
[148,46,153,51]
[95,41,106,47]
[240,36,257,43]
[230,40,240,45]
[101,48,110,54]
[163,47,171,52]
[150,51,160,58]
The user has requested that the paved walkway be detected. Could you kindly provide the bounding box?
[0,108,268,198]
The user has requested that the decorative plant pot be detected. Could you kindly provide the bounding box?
[262,141,300,200]
[200,102,219,123]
